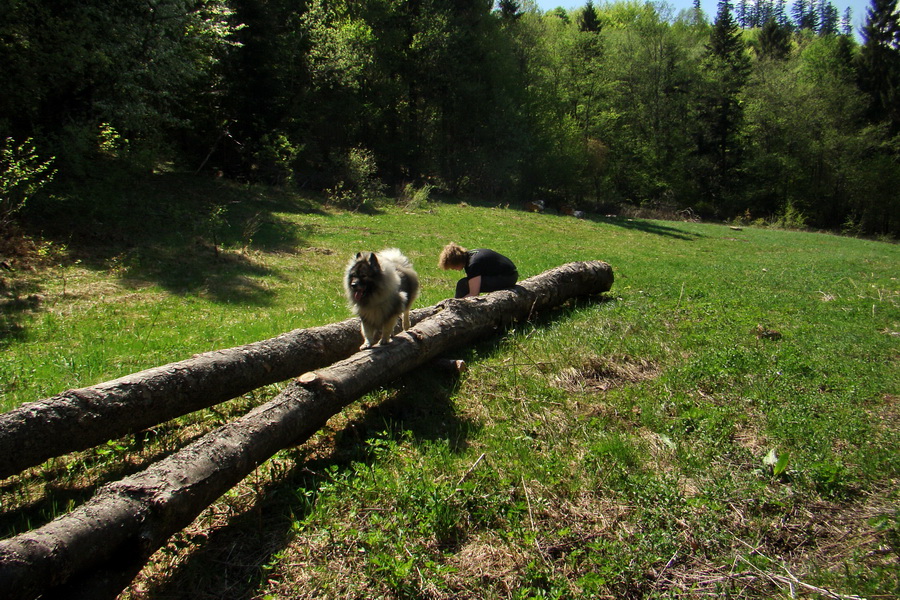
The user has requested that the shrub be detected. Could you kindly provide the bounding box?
[0,138,56,233]
[771,200,808,230]
[398,182,433,210]
[252,134,301,186]
[326,146,385,211]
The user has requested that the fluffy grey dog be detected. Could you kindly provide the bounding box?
[344,248,419,349]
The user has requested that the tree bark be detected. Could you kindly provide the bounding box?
[0,306,441,480]
[0,261,613,600]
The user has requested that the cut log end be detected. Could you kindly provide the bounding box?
[297,371,338,394]
[297,372,318,385]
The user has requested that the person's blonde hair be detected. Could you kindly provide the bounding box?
[438,242,469,270]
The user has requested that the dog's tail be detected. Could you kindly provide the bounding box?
[378,247,413,269]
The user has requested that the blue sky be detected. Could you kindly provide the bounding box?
[532,0,873,35]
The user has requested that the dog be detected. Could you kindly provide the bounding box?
[344,248,419,349]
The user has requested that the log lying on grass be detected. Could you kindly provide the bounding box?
[0,261,613,600]
[0,306,442,480]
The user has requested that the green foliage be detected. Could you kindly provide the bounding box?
[856,0,900,133]
[692,0,752,214]
[754,18,792,60]
[743,34,872,230]
[397,182,434,210]
[0,138,56,232]
[808,459,853,499]
[762,448,791,479]
[770,199,809,229]
[300,0,376,91]
[599,7,702,204]
[1,0,899,237]
[579,1,602,32]
[0,0,238,172]
[252,134,302,186]
[326,147,386,210]
[96,123,129,159]
[498,0,523,21]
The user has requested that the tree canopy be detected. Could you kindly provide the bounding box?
[0,0,897,236]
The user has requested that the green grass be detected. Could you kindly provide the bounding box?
[1,173,898,599]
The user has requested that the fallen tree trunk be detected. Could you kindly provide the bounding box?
[0,306,442,480]
[0,261,613,600]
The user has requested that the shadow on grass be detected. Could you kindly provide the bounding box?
[1,172,327,339]
[29,171,324,252]
[592,215,704,241]
[0,424,217,539]
[0,293,41,348]
[115,243,282,305]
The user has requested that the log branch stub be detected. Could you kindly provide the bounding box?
[433,358,467,373]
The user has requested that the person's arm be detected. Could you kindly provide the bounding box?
[466,275,482,296]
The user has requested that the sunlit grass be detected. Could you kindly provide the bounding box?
[0,175,898,598]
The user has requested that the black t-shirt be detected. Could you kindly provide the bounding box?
[465,249,517,279]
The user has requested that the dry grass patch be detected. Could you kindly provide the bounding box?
[733,422,769,456]
[658,493,899,599]
[552,354,659,395]
[443,535,528,598]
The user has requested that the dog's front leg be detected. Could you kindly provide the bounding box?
[379,321,395,345]
[360,322,378,349]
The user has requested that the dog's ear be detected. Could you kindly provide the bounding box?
[368,252,380,269]
[356,252,363,260]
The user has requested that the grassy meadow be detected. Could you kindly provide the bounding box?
[0,174,898,599]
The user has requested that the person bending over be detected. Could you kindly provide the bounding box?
[438,242,518,298]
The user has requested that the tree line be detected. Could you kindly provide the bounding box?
[1,0,898,236]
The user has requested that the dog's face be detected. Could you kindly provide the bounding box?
[346,252,382,304]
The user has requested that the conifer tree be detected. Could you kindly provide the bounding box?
[580,0,601,32]
[775,0,791,26]
[856,0,900,132]
[757,18,793,59]
[753,0,774,27]
[841,7,853,35]
[819,0,840,34]
[792,0,820,30]
[498,0,522,21]
[694,0,751,214]
[737,0,750,27]
[687,0,708,25]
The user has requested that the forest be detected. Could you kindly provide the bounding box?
[1,0,899,237]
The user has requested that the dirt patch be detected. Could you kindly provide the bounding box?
[553,354,659,394]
